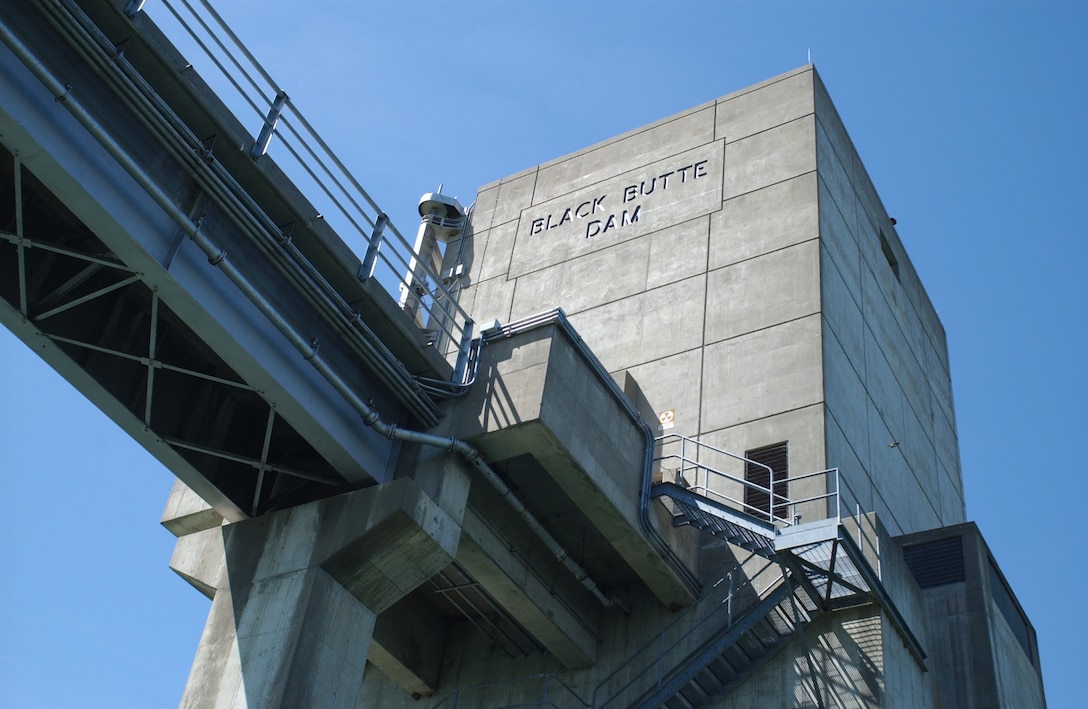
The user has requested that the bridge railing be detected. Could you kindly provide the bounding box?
[131,0,475,379]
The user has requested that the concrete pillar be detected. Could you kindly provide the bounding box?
[177,479,462,709]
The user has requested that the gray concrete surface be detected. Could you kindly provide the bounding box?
[161,64,1041,707]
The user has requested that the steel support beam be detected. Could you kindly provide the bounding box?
[0,5,405,516]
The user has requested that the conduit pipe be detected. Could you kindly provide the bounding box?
[0,13,623,610]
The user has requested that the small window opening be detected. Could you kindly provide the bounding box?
[745,443,789,522]
[879,229,900,281]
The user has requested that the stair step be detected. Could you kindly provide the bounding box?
[722,643,753,670]
[678,681,708,707]
[692,667,723,695]
[754,616,783,645]
[708,656,736,682]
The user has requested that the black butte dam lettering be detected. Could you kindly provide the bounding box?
[529,159,709,240]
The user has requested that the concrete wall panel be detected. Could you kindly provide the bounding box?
[710,172,818,270]
[937,456,966,524]
[700,314,823,432]
[724,115,816,200]
[901,403,939,499]
[825,409,873,513]
[479,170,538,229]
[511,234,654,318]
[623,347,704,439]
[866,401,911,536]
[812,71,855,194]
[532,105,716,204]
[823,324,871,476]
[818,177,862,301]
[815,116,857,232]
[705,238,821,345]
[860,265,932,434]
[864,328,908,446]
[927,338,956,434]
[714,67,814,144]
[462,271,516,326]
[920,289,950,375]
[568,275,706,373]
[821,245,865,376]
[646,215,712,290]
[473,219,518,282]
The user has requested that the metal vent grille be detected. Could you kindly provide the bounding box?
[745,443,789,521]
[903,536,965,589]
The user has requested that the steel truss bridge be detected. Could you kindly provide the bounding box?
[1,0,476,520]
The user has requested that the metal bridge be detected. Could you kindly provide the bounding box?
[1,0,475,521]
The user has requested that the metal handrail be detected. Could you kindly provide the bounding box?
[656,433,795,526]
[656,433,883,577]
[592,557,784,708]
[143,0,475,373]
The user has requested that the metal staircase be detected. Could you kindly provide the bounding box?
[632,574,820,708]
[610,435,926,708]
[650,482,778,556]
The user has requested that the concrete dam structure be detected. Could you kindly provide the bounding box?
[0,2,1045,707]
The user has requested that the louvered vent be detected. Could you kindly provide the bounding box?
[745,443,789,521]
[903,536,965,589]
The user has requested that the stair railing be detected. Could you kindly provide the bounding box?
[656,434,780,524]
[656,435,878,549]
[591,557,785,709]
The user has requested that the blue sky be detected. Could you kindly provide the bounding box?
[2,1,1086,706]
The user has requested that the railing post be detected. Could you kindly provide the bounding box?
[250,90,288,158]
[769,464,775,523]
[727,571,733,627]
[679,435,686,486]
[835,469,841,521]
[358,212,388,281]
[856,502,862,548]
[453,318,474,384]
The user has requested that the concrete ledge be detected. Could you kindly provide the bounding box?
[162,478,225,537]
[447,322,694,608]
[169,525,224,599]
[319,479,461,613]
[458,505,599,668]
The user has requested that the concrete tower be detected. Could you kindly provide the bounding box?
[162,67,1045,707]
[0,1,1043,704]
